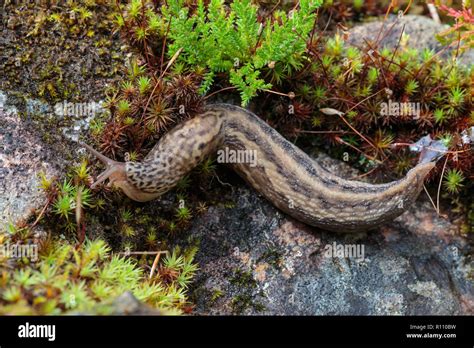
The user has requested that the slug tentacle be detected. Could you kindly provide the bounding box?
[79,142,126,189]
[81,103,441,232]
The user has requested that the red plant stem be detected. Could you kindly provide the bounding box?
[159,20,171,77]
[203,86,238,100]
[343,88,386,158]
[335,136,381,163]
[436,155,450,215]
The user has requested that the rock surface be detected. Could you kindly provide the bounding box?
[0,1,123,230]
[347,14,473,67]
[188,154,473,315]
[107,292,165,315]
[0,98,63,230]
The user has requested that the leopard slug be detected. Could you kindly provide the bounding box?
[81,103,437,232]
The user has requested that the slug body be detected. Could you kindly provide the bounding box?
[82,103,436,232]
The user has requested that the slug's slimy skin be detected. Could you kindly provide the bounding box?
[81,103,437,232]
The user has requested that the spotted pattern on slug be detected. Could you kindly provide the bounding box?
[127,112,224,194]
[118,103,434,232]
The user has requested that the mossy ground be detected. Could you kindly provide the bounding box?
[1,1,123,102]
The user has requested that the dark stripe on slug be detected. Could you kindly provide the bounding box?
[226,120,333,198]
[223,123,327,206]
[237,107,398,194]
[225,118,342,191]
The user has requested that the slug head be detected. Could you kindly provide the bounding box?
[79,142,158,202]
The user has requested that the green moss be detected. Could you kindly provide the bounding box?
[1,1,124,103]
[231,294,265,314]
[444,169,465,194]
[230,268,257,288]
[227,267,266,313]
[257,248,284,270]
[210,289,224,303]
[0,234,198,315]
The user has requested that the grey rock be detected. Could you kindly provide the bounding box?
[347,14,473,67]
[187,154,473,315]
[0,105,63,230]
[0,91,106,230]
[107,292,164,315]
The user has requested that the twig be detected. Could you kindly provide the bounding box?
[149,252,164,279]
[427,3,441,24]
[297,130,351,134]
[119,251,169,256]
[422,184,438,213]
[203,86,237,100]
[30,197,53,228]
[261,89,293,97]
[436,155,450,215]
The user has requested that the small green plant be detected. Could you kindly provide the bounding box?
[160,247,198,289]
[168,221,177,234]
[175,206,192,223]
[175,176,191,191]
[404,79,419,96]
[137,76,151,95]
[210,289,224,302]
[73,160,91,184]
[434,109,446,124]
[38,162,95,235]
[197,158,216,176]
[444,168,465,194]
